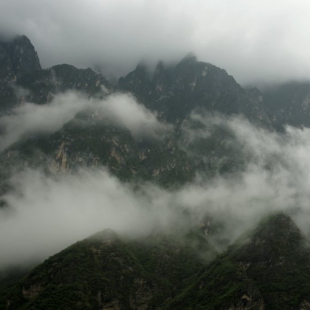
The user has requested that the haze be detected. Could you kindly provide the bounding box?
[2,112,310,268]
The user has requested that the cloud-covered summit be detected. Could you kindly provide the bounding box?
[1,0,310,84]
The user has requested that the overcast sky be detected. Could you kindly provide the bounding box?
[1,0,310,85]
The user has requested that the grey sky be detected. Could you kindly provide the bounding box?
[1,0,310,84]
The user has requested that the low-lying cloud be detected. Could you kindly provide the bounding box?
[0,92,168,152]
[0,92,86,152]
[0,168,178,267]
[180,113,310,239]
[94,93,169,138]
[2,113,310,268]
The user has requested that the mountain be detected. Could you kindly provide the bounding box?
[3,35,310,309]
[167,213,310,309]
[0,36,275,189]
[2,229,215,310]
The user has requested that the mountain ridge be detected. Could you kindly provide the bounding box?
[3,228,215,310]
[3,213,310,309]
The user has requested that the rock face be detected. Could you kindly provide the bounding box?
[2,113,195,186]
[167,213,310,310]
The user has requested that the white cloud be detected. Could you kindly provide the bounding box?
[0,92,87,152]
[95,93,169,138]
[0,92,168,152]
[0,168,178,267]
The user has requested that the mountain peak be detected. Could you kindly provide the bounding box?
[0,34,41,81]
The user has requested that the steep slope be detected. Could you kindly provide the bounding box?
[119,55,271,127]
[168,213,310,310]
[3,229,215,310]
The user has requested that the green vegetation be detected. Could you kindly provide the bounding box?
[3,214,310,309]
[2,229,214,309]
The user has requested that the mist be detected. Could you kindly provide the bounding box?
[0,168,178,267]
[2,113,310,268]
[1,0,310,84]
[180,113,310,240]
[0,92,168,152]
